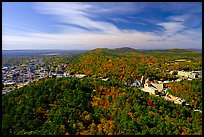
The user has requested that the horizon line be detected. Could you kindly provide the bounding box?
[2,47,202,51]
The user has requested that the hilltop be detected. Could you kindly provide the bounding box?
[88,47,199,53]
[79,47,201,58]
[68,47,201,82]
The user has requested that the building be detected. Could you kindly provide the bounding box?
[131,79,141,87]
[4,80,15,86]
[151,82,163,92]
[143,79,159,95]
[76,74,86,79]
[175,79,182,82]
[163,80,170,83]
[144,85,159,95]
[57,70,64,77]
[175,59,186,62]
[169,70,174,74]
[140,76,144,85]
[174,99,183,105]
[189,72,198,79]
[135,79,141,88]
[177,70,191,78]
[63,73,70,77]
[49,71,53,78]
[157,81,162,84]
[177,70,199,79]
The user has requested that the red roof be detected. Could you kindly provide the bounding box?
[146,81,151,84]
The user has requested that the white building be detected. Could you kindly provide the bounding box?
[177,71,191,78]
[177,70,198,79]
[175,79,182,82]
[140,76,144,85]
[63,73,70,77]
[189,72,198,79]
[143,79,159,95]
[151,82,163,92]
[75,74,86,78]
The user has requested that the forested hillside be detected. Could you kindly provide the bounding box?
[2,77,202,135]
[2,48,202,135]
[68,48,202,82]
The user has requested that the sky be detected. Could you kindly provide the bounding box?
[2,2,202,50]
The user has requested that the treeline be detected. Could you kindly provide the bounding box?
[2,77,202,135]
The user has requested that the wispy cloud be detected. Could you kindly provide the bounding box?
[34,2,122,34]
[167,15,190,22]
[108,17,129,24]
[2,2,202,50]
[158,22,185,35]
[2,24,42,35]
[3,27,201,50]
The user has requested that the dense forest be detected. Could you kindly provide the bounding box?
[68,48,202,82]
[2,77,202,135]
[2,48,202,135]
[167,79,202,110]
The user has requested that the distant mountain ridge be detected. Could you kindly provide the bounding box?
[86,47,201,55]
[2,47,201,57]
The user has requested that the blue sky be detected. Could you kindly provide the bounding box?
[2,2,202,50]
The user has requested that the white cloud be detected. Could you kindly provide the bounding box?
[108,17,129,24]
[158,22,186,35]
[3,26,202,50]
[2,24,42,35]
[34,2,122,34]
[167,15,190,22]
[2,2,202,50]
